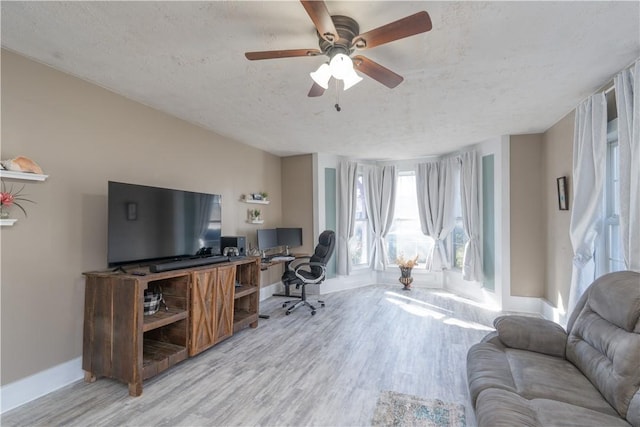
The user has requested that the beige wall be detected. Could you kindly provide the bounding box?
[542,111,575,310]
[281,155,314,255]
[1,50,282,384]
[509,134,545,297]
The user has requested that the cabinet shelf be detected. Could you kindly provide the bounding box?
[233,310,259,333]
[142,339,188,380]
[0,170,48,181]
[234,284,258,299]
[142,307,188,332]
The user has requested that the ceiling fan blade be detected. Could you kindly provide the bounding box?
[300,0,338,43]
[352,55,404,88]
[245,49,322,60]
[353,11,432,50]
[308,82,326,97]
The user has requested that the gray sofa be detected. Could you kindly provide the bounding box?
[467,270,640,427]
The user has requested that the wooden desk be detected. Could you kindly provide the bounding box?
[255,254,309,297]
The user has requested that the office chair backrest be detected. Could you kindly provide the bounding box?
[309,230,336,278]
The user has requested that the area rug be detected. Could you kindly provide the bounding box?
[371,391,466,427]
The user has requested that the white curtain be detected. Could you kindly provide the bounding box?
[416,158,456,271]
[337,160,358,275]
[363,165,397,271]
[614,59,640,271]
[459,151,482,282]
[568,93,607,313]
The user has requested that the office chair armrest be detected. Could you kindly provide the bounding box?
[294,262,327,284]
[286,256,311,271]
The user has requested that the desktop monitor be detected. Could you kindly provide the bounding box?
[257,228,278,251]
[277,227,303,249]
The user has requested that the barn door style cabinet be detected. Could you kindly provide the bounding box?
[83,258,259,396]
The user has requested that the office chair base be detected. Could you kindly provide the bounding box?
[285,300,324,315]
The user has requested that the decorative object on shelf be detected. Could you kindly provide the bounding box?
[248,208,262,223]
[249,192,268,201]
[241,193,270,204]
[1,182,34,218]
[143,286,167,316]
[0,156,44,175]
[396,254,418,290]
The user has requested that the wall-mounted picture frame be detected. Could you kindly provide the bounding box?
[557,176,569,210]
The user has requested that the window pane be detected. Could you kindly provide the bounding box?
[386,171,434,266]
[350,174,368,266]
[452,218,465,269]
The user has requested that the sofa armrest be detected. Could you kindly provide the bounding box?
[493,315,567,358]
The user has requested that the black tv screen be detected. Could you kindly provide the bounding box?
[107,181,222,267]
[277,227,303,248]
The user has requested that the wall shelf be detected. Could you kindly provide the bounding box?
[1,219,17,227]
[0,170,48,181]
[248,219,264,224]
[244,199,269,205]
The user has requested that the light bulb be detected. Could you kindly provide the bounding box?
[329,53,353,80]
[310,63,331,89]
[342,69,363,90]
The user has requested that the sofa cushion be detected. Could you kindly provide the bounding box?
[475,388,631,427]
[493,315,567,357]
[566,271,640,420]
[468,342,619,416]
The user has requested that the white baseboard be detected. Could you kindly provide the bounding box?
[1,357,83,414]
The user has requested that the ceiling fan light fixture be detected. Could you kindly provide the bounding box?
[342,69,363,90]
[310,63,331,89]
[329,53,353,80]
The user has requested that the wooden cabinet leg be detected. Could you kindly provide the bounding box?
[84,371,96,383]
[128,382,142,397]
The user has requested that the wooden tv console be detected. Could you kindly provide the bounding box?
[82,257,260,396]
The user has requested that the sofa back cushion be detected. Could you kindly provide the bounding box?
[566,271,640,423]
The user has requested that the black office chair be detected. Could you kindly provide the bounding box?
[281,230,335,315]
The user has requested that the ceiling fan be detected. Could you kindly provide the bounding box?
[245,0,432,97]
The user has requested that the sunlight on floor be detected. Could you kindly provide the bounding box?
[432,290,501,312]
[385,290,495,331]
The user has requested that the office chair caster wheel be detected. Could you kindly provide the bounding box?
[282,303,287,308]
[321,303,325,307]
[285,311,291,315]
[311,310,316,315]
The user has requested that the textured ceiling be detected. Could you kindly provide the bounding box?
[1,1,639,159]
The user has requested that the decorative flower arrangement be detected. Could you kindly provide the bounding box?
[0,183,34,218]
[396,253,419,269]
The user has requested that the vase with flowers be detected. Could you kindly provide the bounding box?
[396,254,419,290]
[1,183,34,219]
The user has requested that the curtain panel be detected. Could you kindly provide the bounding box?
[416,158,457,271]
[614,59,640,271]
[337,160,358,275]
[459,151,482,282]
[568,93,607,313]
[363,165,397,271]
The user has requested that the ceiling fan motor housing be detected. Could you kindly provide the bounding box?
[318,15,360,58]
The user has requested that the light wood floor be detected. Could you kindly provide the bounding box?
[2,284,501,427]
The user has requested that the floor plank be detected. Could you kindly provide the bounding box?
[1,284,501,426]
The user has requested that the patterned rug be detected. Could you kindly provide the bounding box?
[371,391,466,427]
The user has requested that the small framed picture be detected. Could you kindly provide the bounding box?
[557,176,568,211]
[251,193,263,201]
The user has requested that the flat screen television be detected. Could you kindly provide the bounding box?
[107,181,222,267]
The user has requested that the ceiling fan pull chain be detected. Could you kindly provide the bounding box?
[334,79,341,112]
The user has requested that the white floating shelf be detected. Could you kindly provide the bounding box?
[244,199,270,205]
[248,219,264,224]
[1,219,18,227]
[0,170,48,181]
